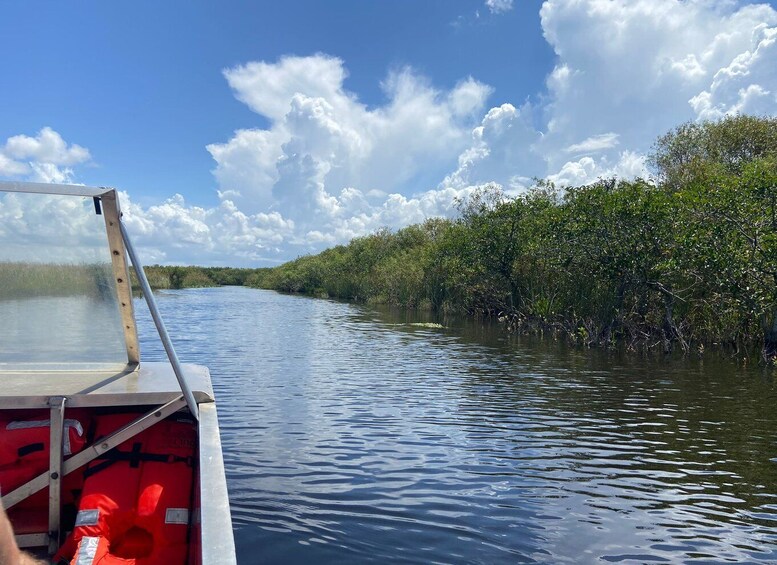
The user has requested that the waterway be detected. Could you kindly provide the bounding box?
[136,286,777,563]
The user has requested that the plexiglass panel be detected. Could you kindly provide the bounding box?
[0,191,128,370]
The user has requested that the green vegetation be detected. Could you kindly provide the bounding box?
[0,262,115,300]
[252,115,777,360]
[0,262,269,297]
[135,265,268,289]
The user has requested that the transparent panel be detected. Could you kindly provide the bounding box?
[0,191,127,370]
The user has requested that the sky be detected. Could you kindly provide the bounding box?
[1,0,776,266]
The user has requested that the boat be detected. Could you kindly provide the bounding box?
[0,181,236,564]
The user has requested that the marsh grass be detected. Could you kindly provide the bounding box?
[0,261,114,300]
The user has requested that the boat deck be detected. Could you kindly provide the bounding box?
[0,362,215,409]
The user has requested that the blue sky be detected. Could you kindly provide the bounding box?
[0,1,550,206]
[2,1,777,265]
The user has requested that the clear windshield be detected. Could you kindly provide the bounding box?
[0,191,128,370]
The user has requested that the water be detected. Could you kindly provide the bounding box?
[135,286,777,564]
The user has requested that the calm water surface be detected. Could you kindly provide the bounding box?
[136,286,777,564]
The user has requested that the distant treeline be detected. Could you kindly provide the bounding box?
[137,265,271,290]
[0,262,269,297]
[250,115,777,360]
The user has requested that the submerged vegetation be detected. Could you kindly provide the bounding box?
[251,115,777,360]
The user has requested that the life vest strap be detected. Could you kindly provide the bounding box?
[17,442,45,457]
[82,442,194,479]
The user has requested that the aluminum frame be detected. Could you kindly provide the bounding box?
[0,181,198,419]
[48,397,66,554]
[0,180,112,198]
[198,403,237,564]
[0,181,138,367]
[101,190,140,366]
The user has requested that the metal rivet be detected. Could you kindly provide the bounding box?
[101,442,108,450]
[51,472,59,480]
[155,411,162,418]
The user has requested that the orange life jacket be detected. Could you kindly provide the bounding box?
[0,413,89,534]
[0,415,88,484]
[57,413,196,565]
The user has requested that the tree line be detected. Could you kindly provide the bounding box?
[248,115,777,360]
[137,265,270,289]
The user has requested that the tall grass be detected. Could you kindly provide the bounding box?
[0,262,114,300]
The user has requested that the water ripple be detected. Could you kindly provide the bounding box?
[136,287,777,564]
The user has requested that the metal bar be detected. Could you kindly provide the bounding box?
[0,180,111,198]
[198,403,237,564]
[119,220,200,421]
[15,533,49,549]
[1,397,187,509]
[48,397,66,555]
[100,190,140,365]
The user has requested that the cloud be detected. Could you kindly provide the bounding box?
[4,127,90,166]
[438,1,774,196]
[0,191,112,262]
[223,54,351,122]
[0,153,29,177]
[0,127,91,183]
[6,1,777,267]
[441,102,541,191]
[206,54,493,259]
[536,0,777,175]
[485,0,514,15]
[210,57,492,218]
[116,184,489,266]
[421,0,777,196]
[566,133,620,154]
[548,151,648,188]
[690,24,777,119]
[119,192,298,265]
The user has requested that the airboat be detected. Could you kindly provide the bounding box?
[0,181,236,564]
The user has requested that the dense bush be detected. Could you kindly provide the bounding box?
[136,266,263,289]
[252,115,777,360]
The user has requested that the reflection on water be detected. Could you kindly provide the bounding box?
[136,286,777,563]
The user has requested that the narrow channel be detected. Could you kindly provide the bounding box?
[136,286,777,564]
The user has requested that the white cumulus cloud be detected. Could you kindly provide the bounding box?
[536,0,777,178]
[486,0,514,15]
[203,54,493,260]
[5,1,777,266]
[0,127,91,183]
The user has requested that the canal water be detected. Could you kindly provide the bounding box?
[136,286,777,563]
